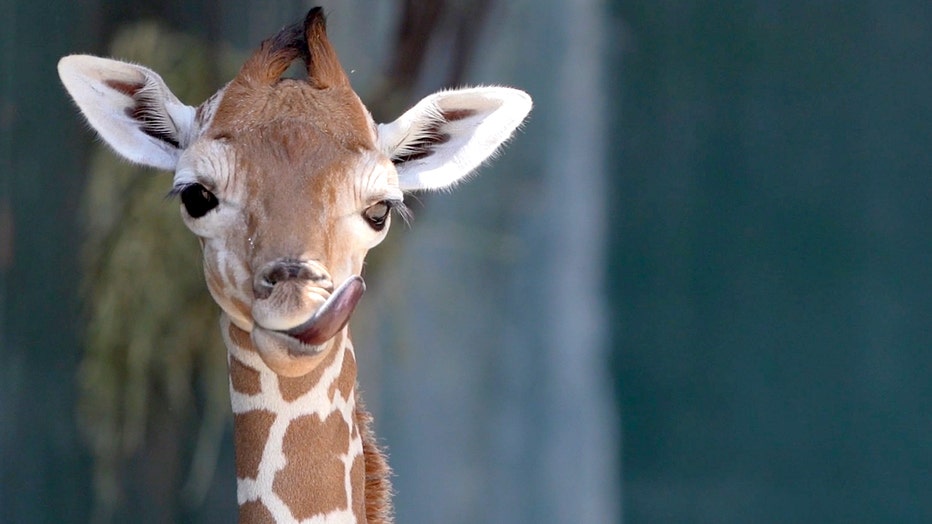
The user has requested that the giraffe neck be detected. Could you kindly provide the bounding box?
[221,314,390,523]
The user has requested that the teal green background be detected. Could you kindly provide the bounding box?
[611,2,931,522]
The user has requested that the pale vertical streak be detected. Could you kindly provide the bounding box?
[0,0,15,507]
[541,0,621,522]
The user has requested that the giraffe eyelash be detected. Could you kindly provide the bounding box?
[385,199,413,225]
[166,182,196,199]
[167,181,216,199]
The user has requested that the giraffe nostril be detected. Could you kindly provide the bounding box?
[253,259,332,299]
[267,264,300,285]
[254,277,275,300]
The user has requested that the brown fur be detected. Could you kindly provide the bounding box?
[304,8,350,89]
[229,355,262,396]
[275,411,350,519]
[238,500,277,524]
[234,410,276,479]
[356,395,394,524]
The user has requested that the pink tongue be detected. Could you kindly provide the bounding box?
[284,276,366,346]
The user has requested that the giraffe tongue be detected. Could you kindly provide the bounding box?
[284,276,366,347]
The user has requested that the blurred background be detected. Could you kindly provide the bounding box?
[1,0,930,523]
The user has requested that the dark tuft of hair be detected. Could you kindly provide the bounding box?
[268,17,309,65]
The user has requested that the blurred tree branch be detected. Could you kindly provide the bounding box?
[367,0,495,121]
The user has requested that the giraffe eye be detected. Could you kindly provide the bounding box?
[179,183,219,218]
[362,201,391,231]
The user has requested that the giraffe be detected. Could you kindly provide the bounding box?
[58,7,531,524]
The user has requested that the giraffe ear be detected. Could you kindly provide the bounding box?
[58,55,196,171]
[377,87,532,191]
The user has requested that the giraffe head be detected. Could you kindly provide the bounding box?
[59,8,531,377]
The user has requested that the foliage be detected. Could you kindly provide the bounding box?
[77,22,240,522]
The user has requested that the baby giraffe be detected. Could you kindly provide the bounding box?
[58,7,530,524]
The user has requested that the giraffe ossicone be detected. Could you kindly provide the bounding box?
[59,7,531,524]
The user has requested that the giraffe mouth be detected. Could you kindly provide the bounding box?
[278,275,366,346]
[249,275,365,376]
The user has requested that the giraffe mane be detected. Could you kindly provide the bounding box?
[356,396,394,524]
